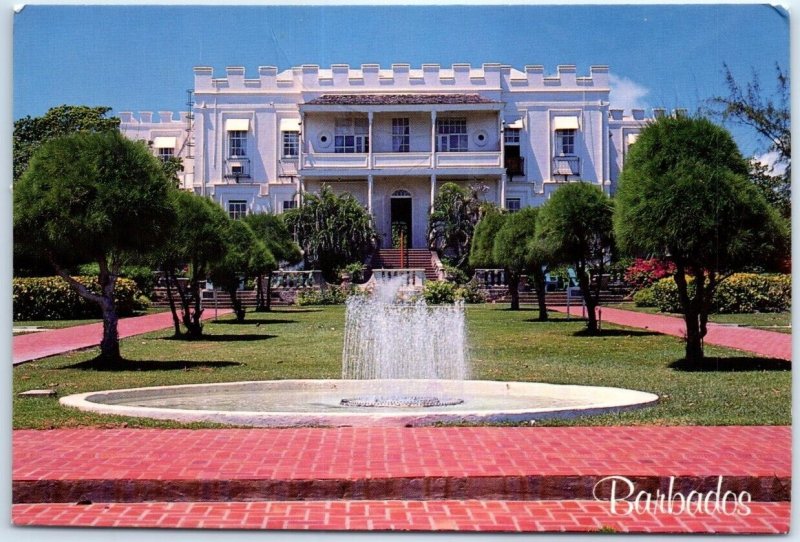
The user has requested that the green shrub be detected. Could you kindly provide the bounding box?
[422,281,458,304]
[13,276,142,320]
[455,282,486,304]
[341,262,366,283]
[442,264,469,285]
[632,286,658,307]
[77,263,156,297]
[296,286,351,306]
[648,273,790,314]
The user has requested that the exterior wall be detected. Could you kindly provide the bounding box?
[121,63,658,239]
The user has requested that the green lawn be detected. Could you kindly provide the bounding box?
[606,303,792,334]
[13,308,169,332]
[13,305,790,429]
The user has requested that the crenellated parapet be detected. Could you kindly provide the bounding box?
[118,111,189,125]
[193,63,612,93]
[608,108,688,122]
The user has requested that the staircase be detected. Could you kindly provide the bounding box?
[372,248,440,281]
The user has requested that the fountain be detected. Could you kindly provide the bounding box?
[60,276,658,427]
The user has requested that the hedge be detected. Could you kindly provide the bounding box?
[13,276,143,320]
[635,273,790,314]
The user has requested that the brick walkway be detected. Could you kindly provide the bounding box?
[12,426,791,533]
[549,305,792,360]
[12,309,232,365]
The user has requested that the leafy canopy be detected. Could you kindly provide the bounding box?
[428,182,486,267]
[469,207,507,269]
[284,185,375,281]
[614,115,786,271]
[492,207,540,274]
[14,105,120,183]
[14,130,175,266]
[243,213,302,265]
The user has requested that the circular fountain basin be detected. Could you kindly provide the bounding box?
[60,380,658,427]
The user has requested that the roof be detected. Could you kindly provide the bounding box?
[305,94,500,106]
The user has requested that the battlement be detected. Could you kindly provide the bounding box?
[608,108,688,122]
[193,63,611,92]
[118,111,190,124]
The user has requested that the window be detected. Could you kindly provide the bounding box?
[335,118,369,153]
[228,200,248,220]
[504,128,521,146]
[228,130,247,157]
[506,198,521,213]
[555,129,576,156]
[157,147,174,162]
[282,200,298,212]
[392,118,410,152]
[436,118,468,152]
[282,131,299,158]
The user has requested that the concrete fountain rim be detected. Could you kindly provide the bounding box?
[59,379,659,428]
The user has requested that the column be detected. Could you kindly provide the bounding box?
[430,174,437,213]
[430,110,437,165]
[367,111,374,169]
[298,111,305,171]
[367,174,374,215]
[499,173,507,209]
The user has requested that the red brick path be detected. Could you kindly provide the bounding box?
[13,309,232,365]
[12,427,791,532]
[12,500,790,533]
[550,305,792,360]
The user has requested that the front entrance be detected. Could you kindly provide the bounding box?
[390,190,412,249]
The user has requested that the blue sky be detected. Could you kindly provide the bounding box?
[13,3,790,159]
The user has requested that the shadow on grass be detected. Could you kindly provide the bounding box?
[162,334,276,342]
[572,328,660,337]
[212,319,297,326]
[523,315,587,324]
[62,358,243,371]
[669,356,791,372]
[261,308,323,313]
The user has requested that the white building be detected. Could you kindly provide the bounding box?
[120,63,664,249]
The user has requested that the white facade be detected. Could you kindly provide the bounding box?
[120,63,664,249]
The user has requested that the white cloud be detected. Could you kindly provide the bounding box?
[753,151,788,176]
[608,74,650,113]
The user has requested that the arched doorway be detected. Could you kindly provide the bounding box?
[390,189,412,249]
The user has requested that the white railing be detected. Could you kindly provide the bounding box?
[302,153,369,169]
[372,152,432,169]
[435,151,502,168]
[371,268,426,287]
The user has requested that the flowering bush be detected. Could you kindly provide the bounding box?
[624,258,676,291]
[13,276,142,320]
[422,281,458,304]
[645,273,790,314]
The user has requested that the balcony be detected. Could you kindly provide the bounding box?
[505,156,525,176]
[552,156,581,179]
[302,153,369,169]
[372,152,432,169]
[434,151,501,168]
[224,157,251,181]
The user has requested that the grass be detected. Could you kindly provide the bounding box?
[606,303,792,334]
[13,305,791,429]
[13,308,169,332]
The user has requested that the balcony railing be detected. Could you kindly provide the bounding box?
[505,156,525,176]
[224,157,251,181]
[435,151,501,168]
[552,156,581,179]
[302,153,369,169]
[301,150,503,171]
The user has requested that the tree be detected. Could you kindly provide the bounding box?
[158,191,229,338]
[243,213,302,311]
[428,183,487,267]
[493,208,549,316]
[615,115,787,363]
[14,105,120,183]
[14,131,175,363]
[284,185,376,283]
[708,63,790,216]
[537,182,614,334]
[469,208,507,268]
[210,220,276,322]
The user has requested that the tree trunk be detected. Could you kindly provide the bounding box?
[674,264,705,363]
[228,287,246,322]
[508,271,520,311]
[577,264,598,333]
[530,267,548,321]
[265,270,274,312]
[163,268,182,337]
[255,273,265,312]
[99,298,121,363]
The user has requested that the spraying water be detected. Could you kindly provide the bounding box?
[340,275,469,407]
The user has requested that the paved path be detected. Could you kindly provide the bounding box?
[12,309,232,365]
[549,305,792,360]
[12,426,791,533]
